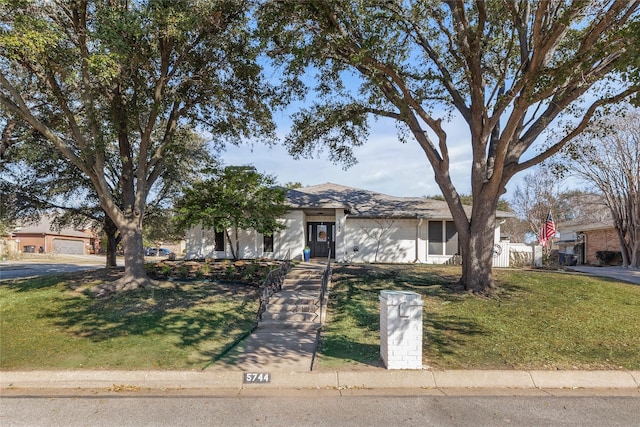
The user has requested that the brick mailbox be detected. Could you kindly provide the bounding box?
[379,290,424,369]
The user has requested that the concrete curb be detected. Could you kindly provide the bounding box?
[2,370,639,391]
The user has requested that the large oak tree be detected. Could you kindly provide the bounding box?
[0,0,280,290]
[259,0,640,293]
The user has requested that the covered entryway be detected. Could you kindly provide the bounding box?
[307,222,335,258]
[52,238,85,255]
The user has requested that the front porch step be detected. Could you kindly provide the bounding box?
[265,303,318,314]
[282,278,322,286]
[261,311,319,323]
[285,270,324,278]
[268,296,318,306]
[257,320,321,331]
[281,284,322,292]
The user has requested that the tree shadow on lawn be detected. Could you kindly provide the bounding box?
[322,265,488,366]
[38,273,260,365]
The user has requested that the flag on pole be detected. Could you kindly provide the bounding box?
[539,211,556,247]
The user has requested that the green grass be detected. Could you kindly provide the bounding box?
[3,264,639,371]
[317,264,640,370]
[0,270,258,370]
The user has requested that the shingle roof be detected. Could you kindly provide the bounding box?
[287,182,514,219]
[17,215,94,238]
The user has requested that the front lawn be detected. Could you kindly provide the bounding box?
[317,264,640,370]
[2,262,638,371]
[0,265,264,370]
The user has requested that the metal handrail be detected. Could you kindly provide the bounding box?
[319,249,332,325]
[257,249,291,322]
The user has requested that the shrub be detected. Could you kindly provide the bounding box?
[177,265,190,279]
[595,251,623,266]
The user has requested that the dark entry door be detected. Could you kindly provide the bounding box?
[308,222,335,258]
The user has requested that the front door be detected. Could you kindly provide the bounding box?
[307,222,335,258]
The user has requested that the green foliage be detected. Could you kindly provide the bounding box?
[175,166,289,259]
[0,1,285,281]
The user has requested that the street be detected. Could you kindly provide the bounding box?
[0,255,121,281]
[1,393,639,426]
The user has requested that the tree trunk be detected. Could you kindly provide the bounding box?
[118,221,151,287]
[103,215,119,268]
[225,229,237,260]
[93,218,153,296]
[452,190,500,294]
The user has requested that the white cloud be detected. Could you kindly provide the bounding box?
[221,117,481,198]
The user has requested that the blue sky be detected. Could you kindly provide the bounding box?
[221,114,529,200]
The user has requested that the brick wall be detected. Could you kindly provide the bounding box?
[584,228,619,265]
[380,291,423,370]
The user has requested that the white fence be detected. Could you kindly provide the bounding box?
[492,242,534,268]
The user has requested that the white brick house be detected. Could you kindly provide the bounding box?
[185,182,513,264]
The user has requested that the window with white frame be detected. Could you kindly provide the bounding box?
[428,221,458,255]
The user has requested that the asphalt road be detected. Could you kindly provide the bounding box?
[1,394,639,426]
[0,255,120,281]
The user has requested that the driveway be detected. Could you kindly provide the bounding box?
[0,255,118,281]
[569,265,640,285]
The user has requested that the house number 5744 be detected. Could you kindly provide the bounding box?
[244,372,271,383]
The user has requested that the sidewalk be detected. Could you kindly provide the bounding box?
[2,369,639,395]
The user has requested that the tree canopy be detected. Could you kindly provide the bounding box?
[0,0,281,290]
[259,0,640,292]
[175,166,289,260]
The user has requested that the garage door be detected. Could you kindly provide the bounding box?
[52,239,85,255]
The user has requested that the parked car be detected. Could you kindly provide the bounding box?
[145,247,175,258]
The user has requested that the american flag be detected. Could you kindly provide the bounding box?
[539,212,556,247]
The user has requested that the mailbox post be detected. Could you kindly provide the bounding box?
[379,290,423,369]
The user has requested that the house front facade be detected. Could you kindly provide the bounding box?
[185,183,513,264]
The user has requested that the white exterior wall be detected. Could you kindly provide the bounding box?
[343,218,418,263]
[279,210,305,260]
[335,208,347,262]
[185,211,505,264]
[184,211,304,260]
[184,223,221,259]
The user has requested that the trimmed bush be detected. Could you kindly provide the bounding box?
[595,250,623,266]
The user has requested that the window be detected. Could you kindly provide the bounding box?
[428,221,458,256]
[214,230,224,251]
[428,222,443,255]
[263,234,274,253]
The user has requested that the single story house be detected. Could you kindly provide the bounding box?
[10,216,97,255]
[185,183,514,265]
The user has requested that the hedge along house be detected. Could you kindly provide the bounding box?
[185,183,514,264]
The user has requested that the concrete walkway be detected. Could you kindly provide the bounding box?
[212,262,327,372]
[569,265,640,285]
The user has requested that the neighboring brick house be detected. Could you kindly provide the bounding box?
[579,225,620,265]
[11,216,97,255]
[557,207,619,265]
